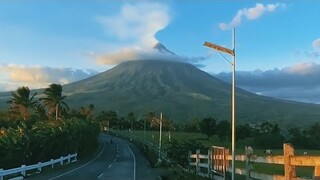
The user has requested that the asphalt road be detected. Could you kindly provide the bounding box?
[28,134,160,180]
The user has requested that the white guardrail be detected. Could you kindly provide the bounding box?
[0,153,77,180]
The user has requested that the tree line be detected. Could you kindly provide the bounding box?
[188,117,320,149]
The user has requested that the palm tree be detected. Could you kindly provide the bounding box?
[41,84,68,120]
[7,86,38,120]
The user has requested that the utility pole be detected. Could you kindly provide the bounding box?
[204,28,236,180]
[153,112,163,163]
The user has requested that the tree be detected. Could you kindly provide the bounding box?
[79,104,95,119]
[216,120,231,141]
[41,84,68,120]
[7,86,38,120]
[253,122,284,149]
[306,122,320,149]
[127,112,136,130]
[287,127,308,148]
[199,117,216,139]
[236,123,253,141]
[97,110,118,130]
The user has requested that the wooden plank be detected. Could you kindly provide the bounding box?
[291,156,320,166]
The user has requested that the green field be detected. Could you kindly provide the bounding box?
[113,130,318,179]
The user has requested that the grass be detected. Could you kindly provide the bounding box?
[113,129,318,179]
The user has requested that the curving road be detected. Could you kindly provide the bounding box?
[29,134,160,180]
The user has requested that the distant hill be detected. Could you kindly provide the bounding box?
[1,60,320,127]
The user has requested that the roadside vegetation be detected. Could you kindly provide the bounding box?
[0,84,99,169]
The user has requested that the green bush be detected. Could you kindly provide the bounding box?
[0,117,99,169]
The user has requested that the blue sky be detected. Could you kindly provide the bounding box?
[1,1,320,103]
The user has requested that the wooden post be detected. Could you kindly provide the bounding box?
[196,149,200,175]
[51,159,54,168]
[245,146,253,180]
[284,143,296,180]
[314,164,320,180]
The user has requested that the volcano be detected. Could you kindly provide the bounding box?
[60,60,320,126]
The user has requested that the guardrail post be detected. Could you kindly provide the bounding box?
[314,164,320,180]
[21,165,26,177]
[67,154,71,164]
[60,156,64,165]
[284,143,296,180]
[38,162,42,172]
[245,146,253,180]
[74,153,78,162]
[51,159,54,168]
[0,168,4,180]
[196,149,200,175]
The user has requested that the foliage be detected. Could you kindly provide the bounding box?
[165,138,205,167]
[7,86,38,120]
[0,117,99,169]
[199,117,216,138]
[41,84,68,120]
[216,120,231,141]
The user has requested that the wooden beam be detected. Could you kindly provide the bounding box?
[291,156,320,166]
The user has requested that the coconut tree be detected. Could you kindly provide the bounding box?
[41,84,68,120]
[7,86,38,120]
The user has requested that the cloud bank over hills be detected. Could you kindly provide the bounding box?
[215,62,320,104]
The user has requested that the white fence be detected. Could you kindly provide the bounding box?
[0,153,77,180]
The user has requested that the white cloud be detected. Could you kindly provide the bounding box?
[219,3,284,30]
[93,2,173,65]
[0,65,98,91]
[97,2,170,48]
[312,38,320,51]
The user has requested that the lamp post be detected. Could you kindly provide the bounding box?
[204,28,236,180]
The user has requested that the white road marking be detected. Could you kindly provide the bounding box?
[49,141,107,180]
[97,173,103,179]
[108,164,112,168]
[127,144,136,180]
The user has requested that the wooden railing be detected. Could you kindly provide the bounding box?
[189,143,320,180]
[0,153,77,180]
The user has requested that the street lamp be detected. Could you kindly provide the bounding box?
[204,28,236,180]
